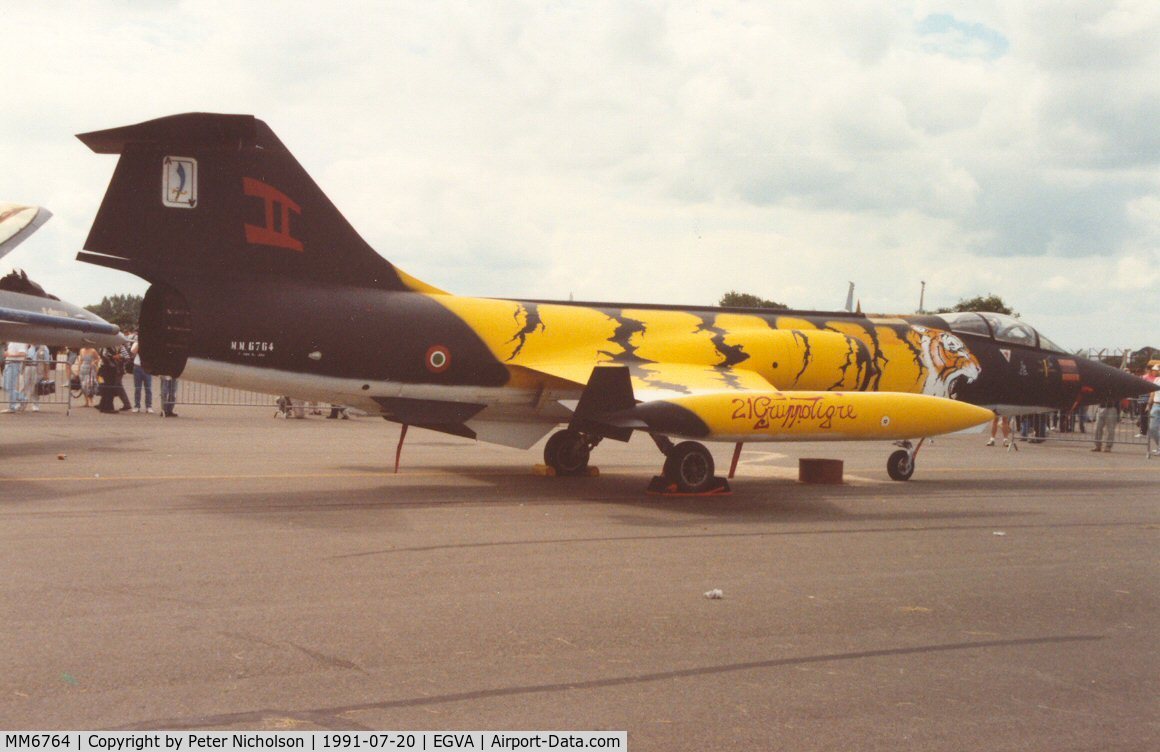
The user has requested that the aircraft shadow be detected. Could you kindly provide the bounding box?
[178,464,1042,538]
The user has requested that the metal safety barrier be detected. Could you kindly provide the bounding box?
[1001,411,1149,447]
[2,361,279,409]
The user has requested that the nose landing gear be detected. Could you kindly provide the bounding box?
[886,438,926,481]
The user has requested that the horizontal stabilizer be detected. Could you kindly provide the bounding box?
[372,396,489,439]
[372,396,487,426]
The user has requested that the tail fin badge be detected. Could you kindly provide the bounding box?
[243,177,303,252]
[162,157,198,209]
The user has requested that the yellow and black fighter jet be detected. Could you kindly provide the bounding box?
[76,114,1157,492]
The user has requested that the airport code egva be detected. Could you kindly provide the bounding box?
[1,733,627,751]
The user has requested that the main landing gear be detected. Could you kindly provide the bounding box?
[648,435,731,495]
[541,429,730,494]
[543,429,927,487]
[543,429,601,476]
[886,438,926,481]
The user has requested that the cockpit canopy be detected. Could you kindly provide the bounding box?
[937,312,1068,354]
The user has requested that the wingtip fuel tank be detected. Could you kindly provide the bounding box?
[623,391,994,443]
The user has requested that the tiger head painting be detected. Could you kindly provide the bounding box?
[908,325,982,399]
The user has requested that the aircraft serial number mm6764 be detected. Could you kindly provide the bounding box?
[5,736,73,749]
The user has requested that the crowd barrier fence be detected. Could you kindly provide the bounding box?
[2,360,278,409]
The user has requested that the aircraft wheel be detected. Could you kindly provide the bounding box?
[544,429,590,476]
[664,441,715,493]
[887,449,914,481]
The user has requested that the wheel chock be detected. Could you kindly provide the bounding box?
[533,465,599,477]
[645,476,732,496]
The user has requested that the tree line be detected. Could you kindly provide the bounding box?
[85,294,142,330]
[718,290,1015,315]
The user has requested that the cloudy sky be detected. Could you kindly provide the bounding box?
[3,1,1157,349]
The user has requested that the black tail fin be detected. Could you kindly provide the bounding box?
[77,113,440,293]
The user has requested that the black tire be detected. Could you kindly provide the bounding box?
[544,430,590,476]
[665,441,715,493]
[887,449,914,481]
[543,431,563,469]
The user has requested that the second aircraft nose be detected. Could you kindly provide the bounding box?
[1076,358,1159,404]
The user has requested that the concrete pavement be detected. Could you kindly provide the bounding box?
[2,405,1156,750]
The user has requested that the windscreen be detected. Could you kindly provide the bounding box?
[938,311,1069,353]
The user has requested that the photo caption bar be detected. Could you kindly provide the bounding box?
[0,732,626,752]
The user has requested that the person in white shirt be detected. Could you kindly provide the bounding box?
[23,343,51,411]
[3,341,29,412]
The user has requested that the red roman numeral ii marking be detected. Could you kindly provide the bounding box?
[243,177,303,251]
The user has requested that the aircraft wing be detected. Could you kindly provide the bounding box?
[0,204,53,261]
[525,359,777,401]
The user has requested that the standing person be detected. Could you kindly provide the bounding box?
[3,341,29,413]
[1029,412,1047,443]
[1092,393,1120,453]
[111,343,133,411]
[159,375,178,418]
[985,415,1011,447]
[129,332,153,413]
[1146,387,1160,458]
[1140,365,1160,438]
[77,346,100,407]
[24,343,51,412]
[96,349,121,413]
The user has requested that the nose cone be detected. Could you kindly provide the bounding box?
[1077,359,1159,403]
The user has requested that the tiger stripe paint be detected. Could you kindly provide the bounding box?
[431,294,972,404]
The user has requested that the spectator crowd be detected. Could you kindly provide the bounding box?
[3,332,177,417]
